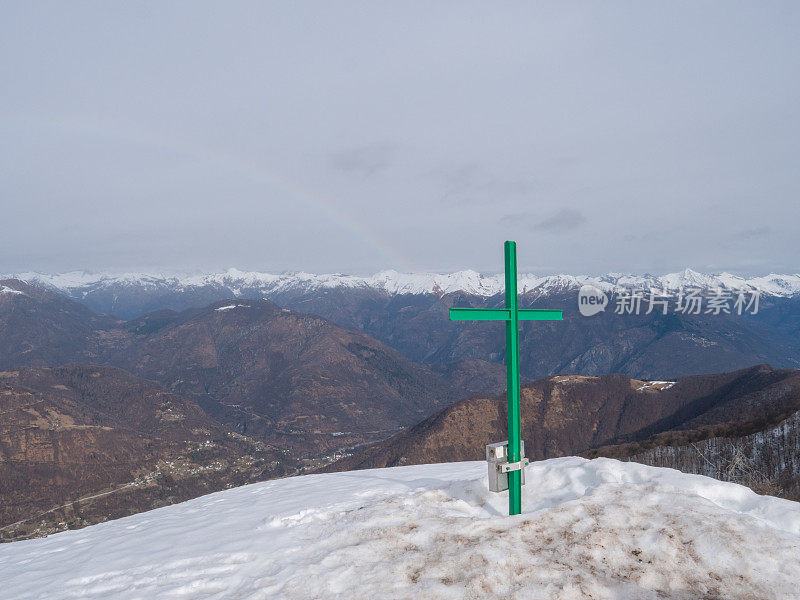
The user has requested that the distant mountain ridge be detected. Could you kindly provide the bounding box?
[5,271,800,382]
[12,267,800,302]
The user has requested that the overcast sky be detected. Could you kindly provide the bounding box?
[2,2,799,275]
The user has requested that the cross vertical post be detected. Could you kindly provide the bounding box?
[504,241,523,514]
[448,241,563,516]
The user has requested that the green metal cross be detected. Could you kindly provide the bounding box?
[449,241,562,515]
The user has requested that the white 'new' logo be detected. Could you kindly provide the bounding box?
[578,284,608,316]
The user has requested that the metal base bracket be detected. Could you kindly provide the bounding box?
[499,458,530,473]
[486,440,528,492]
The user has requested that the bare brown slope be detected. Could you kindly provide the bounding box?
[0,365,295,541]
[102,299,479,455]
[0,279,118,369]
[325,365,800,472]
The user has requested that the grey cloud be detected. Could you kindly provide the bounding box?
[736,227,773,240]
[329,144,397,177]
[534,209,587,232]
[501,209,586,233]
[429,163,538,205]
[500,208,587,233]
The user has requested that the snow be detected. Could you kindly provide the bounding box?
[0,285,24,295]
[215,304,249,312]
[636,381,676,392]
[1,458,799,599]
[10,268,800,299]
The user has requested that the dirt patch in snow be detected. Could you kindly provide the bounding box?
[266,478,800,600]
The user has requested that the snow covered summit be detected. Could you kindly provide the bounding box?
[1,458,799,599]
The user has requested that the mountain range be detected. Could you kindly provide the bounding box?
[0,279,497,452]
[10,268,800,319]
[6,269,800,382]
[3,270,800,538]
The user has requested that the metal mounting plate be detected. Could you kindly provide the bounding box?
[499,458,529,473]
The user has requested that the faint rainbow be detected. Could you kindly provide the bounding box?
[4,114,411,271]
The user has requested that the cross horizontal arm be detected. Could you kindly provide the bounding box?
[449,308,563,321]
[449,308,511,321]
[518,309,563,321]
